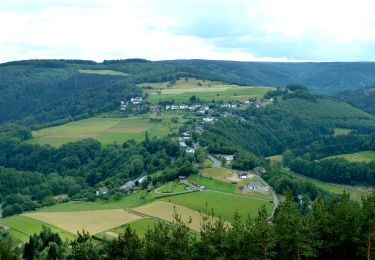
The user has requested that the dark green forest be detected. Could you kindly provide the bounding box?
[2,59,375,129]
[337,85,375,116]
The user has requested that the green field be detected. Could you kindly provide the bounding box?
[324,150,375,163]
[0,215,75,243]
[78,69,128,76]
[26,114,183,146]
[165,191,273,222]
[285,170,372,202]
[189,175,236,193]
[99,218,160,239]
[158,182,187,193]
[334,128,352,136]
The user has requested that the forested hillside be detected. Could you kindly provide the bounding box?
[2,59,375,128]
[336,85,375,116]
[199,92,375,156]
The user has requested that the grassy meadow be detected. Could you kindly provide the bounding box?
[324,150,375,163]
[26,113,184,147]
[99,218,160,239]
[165,191,274,222]
[140,77,272,104]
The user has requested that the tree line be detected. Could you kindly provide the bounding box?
[1,191,374,260]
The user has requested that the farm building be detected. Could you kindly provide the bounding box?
[248,181,262,190]
[186,147,195,154]
[138,176,148,184]
[238,172,247,179]
[96,187,109,196]
[121,180,135,192]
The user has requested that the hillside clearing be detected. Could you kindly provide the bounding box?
[22,209,142,235]
[333,128,352,136]
[324,150,375,163]
[78,69,128,76]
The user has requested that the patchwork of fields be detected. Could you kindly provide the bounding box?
[26,114,183,146]
[140,77,272,104]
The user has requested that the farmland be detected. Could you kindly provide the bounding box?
[0,215,74,243]
[98,218,160,239]
[133,200,206,232]
[26,113,184,146]
[324,150,375,163]
[22,209,142,235]
[140,77,272,104]
[165,191,273,222]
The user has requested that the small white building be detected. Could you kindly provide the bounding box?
[203,117,214,123]
[96,187,109,196]
[186,147,195,154]
[179,142,187,147]
[131,97,143,104]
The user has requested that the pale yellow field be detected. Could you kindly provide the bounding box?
[22,209,142,235]
[133,200,206,231]
[201,168,237,183]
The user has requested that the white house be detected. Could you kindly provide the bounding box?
[96,187,109,196]
[130,97,143,104]
[186,147,195,154]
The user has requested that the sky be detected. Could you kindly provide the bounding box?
[1,0,375,62]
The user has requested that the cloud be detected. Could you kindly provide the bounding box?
[0,0,375,62]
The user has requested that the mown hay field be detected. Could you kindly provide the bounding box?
[22,209,142,235]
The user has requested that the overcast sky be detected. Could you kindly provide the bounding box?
[1,0,375,62]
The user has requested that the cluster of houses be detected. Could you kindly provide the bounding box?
[165,104,210,113]
[96,175,148,196]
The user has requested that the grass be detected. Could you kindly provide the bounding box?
[140,77,271,104]
[0,215,75,242]
[334,128,352,136]
[37,190,156,212]
[266,155,283,165]
[158,182,187,193]
[98,218,160,239]
[200,168,236,183]
[285,170,371,202]
[22,209,142,235]
[164,191,274,223]
[324,150,375,163]
[189,175,236,193]
[133,200,205,231]
[197,170,273,200]
[26,113,183,146]
[146,86,271,104]
[78,69,128,76]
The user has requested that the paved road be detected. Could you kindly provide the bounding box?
[257,175,279,217]
[208,154,221,168]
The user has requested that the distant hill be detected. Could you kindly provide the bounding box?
[336,85,375,116]
[1,59,375,127]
